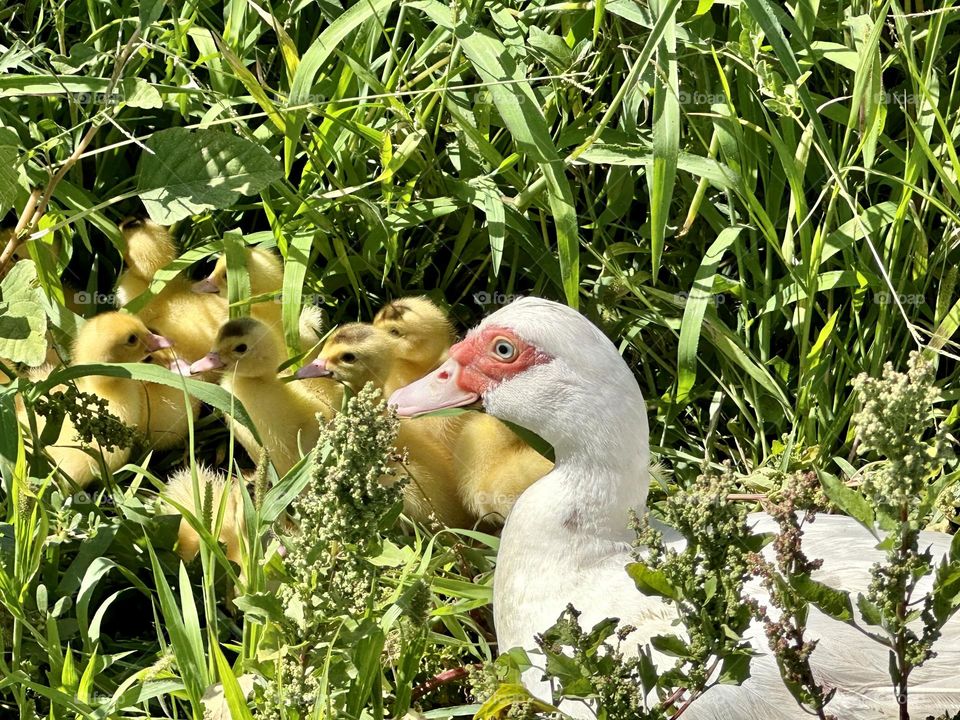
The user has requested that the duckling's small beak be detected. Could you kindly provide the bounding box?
[295,358,332,380]
[192,278,220,294]
[168,358,192,376]
[144,332,173,352]
[388,358,479,417]
[189,352,225,375]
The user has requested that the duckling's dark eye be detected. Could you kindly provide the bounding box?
[389,328,401,337]
[235,343,248,353]
[341,352,356,363]
[126,333,138,345]
[492,337,517,361]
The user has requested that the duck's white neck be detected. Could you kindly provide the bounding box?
[492,360,649,539]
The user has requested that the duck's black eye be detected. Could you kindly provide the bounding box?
[389,328,401,337]
[492,337,516,361]
[341,352,356,363]
[235,343,248,353]
[127,333,138,345]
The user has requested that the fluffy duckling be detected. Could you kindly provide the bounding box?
[163,466,245,566]
[189,317,338,477]
[115,219,226,362]
[374,296,552,523]
[371,296,454,395]
[115,217,178,305]
[451,414,553,523]
[296,323,472,527]
[42,313,172,487]
[193,247,325,357]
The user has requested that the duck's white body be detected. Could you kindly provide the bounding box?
[391,297,960,719]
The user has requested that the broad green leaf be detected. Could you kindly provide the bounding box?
[650,633,688,657]
[626,561,681,600]
[790,574,854,622]
[137,128,282,224]
[817,468,876,533]
[0,260,48,366]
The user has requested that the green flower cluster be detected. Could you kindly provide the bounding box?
[749,471,835,719]
[634,469,758,695]
[852,352,952,516]
[850,352,954,708]
[31,384,138,452]
[264,384,405,715]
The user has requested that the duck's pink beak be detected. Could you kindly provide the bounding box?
[189,352,225,375]
[144,332,173,352]
[295,358,332,379]
[388,358,480,417]
[192,278,220,294]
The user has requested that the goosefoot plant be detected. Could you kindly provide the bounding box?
[257,384,406,716]
[243,383,453,719]
[474,470,762,719]
[814,352,960,720]
[748,470,836,720]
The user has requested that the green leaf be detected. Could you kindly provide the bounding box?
[34,361,260,443]
[232,592,286,625]
[626,561,681,601]
[223,231,251,321]
[647,0,679,278]
[137,128,283,224]
[718,650,752,685]
[856,592,884,627]
[0,260,48,366]
[210,642,256,720]
[676,227,742,402]
[650,633,688,657]
[0,127,21,215]
[286,0,399,171]
[790,574,854,622]
[413,0,580,308]
[818,468,875,532]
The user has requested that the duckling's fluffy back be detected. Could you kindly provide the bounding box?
[163,466,245,565]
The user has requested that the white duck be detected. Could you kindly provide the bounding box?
[389,297,960,719]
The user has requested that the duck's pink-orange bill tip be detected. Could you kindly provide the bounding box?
[388,357,480,417]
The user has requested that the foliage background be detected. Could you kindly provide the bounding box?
[1,0,959,716]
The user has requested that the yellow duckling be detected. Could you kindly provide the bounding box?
[296,323,471,527]
[374,296,552,523]
[451,414,554,523]
[189,317,338,477]
[371,296,454,395]
[193,248,323,357]
[42,313,172,487]
[115,219,226,362]
[115,217,178,305]
[163,465,245,566]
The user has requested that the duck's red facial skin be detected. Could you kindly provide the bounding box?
[449,326,551,396]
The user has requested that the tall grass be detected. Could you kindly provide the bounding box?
[1,0,959,716]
